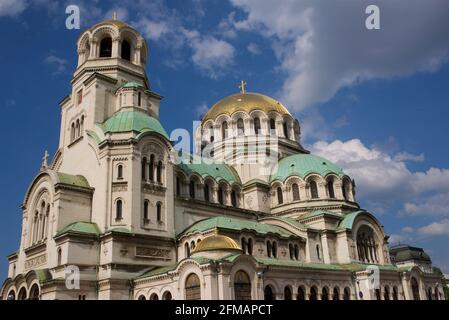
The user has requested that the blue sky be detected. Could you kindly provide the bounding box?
[1,0,449,278]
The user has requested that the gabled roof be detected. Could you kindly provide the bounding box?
[179,216,297,239]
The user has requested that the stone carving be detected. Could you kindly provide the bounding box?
[24,254,47,270]
[135,246,171,260]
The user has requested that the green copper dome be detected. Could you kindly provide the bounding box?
[270,154,345,182]
[101,110,169,139]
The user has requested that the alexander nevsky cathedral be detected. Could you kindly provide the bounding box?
[1,17,445,301]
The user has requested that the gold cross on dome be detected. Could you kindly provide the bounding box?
[239,80,247,94]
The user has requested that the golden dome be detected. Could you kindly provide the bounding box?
[202,92,292,122]
[91,19,129,30]
[193,233,242,253]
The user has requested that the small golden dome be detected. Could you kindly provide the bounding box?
[193,233,242,253]
[202,92,292,122]
[91,19,129,30]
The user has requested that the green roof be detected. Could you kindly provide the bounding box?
[260,216,308,230]
[390,245,431,263]
[101,110,169,139]
[300,210,342,221]
[56,222,100,237]
[339,263,399,272]
[179,216,296,239]
[337,210,371,230]
[57,172,90,188]
[121,81,145,89]
[270,154,345,182]
[255,257,345,271]
[177,156,241,184]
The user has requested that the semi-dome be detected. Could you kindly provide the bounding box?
[270,154,345,182]
[193,232,242,254]
[202,92,291,122]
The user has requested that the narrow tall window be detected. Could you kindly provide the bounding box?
[189,180,196,199]
[99,37,112,57]
[117,165,123,179]
[272,241,277,258]
[116,200,123,220]
[71,123,75,141]
[310,180,319,199]
[75,119,80,138]
[277,187,283,204]
[254,117,261,135]
[57,248,62,266]
[121,39,131,61]
[270,118,276,134]
[327,180,335,198]
[176,176,181,196]
[292,183,300,201]
[149,155,154,181]
[156,202,162,222]
[237,118,245,135]
[247,238,253,255]
[222,121,228,139]
[77,89,83,105]
[231,190,237,207]
[218,187,224,205]
[204,184,210,202]
[143,200,149,221]
[316,244,321,260]
[157,161,163,183]
[141,157,147,180]
[283,122,289,138]
[137,92,142,106]
[267,241,272,258]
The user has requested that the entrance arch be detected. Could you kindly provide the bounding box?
[411,277,420,300]
[233,270,251,300]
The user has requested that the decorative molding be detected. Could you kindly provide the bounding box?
[135,246,171,260]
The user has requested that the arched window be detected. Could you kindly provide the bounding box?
[411,277,420,300]
[29,284,40,300]
[218,186,224,205]
[316,244,321,260]
[116,200,123,220]
[80,115,84,134]
[393,286,399,300]
[189,180,196,199]
[292,183,300,201]
[57,247,62,266]
[327,179,335,198]
[310,180,319,199]
[137,92,142,106]
[332,287,340,300]
[272,241,278,258]
[157,161,163,183]
[375,289,381,300]
[138,295,146,300]
[141,157,147,180]
[117,165,123,179]
[143,200,149,221]
[237,118,245,134]
[289,244,294,260]
[343,287,351,300]
[185,273,201,300]
[294,244,299,260]
[18,287,27,300]
[269,118,276,134]
[384,286,390,300]
[277,187,283,205]
[309,286,318,300]
[284,286,292,300]
[150,293,159,300]
[204,183,210,202]
[435,287,439,300]
[322,287,329,300]
[241,238,247,254]
[75,119,80,138]
[264,286,275,300]
[234,271,251,300]
[254,117,261,135]
[222,121,228,139]
[185,242,190,257]
[247,238,253,255]
[162,291,172,300]
[231,190,237,207]
[71,123,75,141]
[149,155,155,181]
[121,39,131,61]
[283,122,289,139]
[32,211,39,244]
[267,241,272,258]
[297,287,305,300]
[42,205,50,240]
[7,290,15,300]
[176,176,181,196]
[156,202,162,222]
[99,37,112,57]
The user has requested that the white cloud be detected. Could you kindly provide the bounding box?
[136,18,170,41]
[196,102,209,118]
[418,219,449,237]
[247,42,261,55]
[44,54,68,75]
[393,152,425,162]
[229,0,449,110]
[404,193,449,216]
[0,0,27,17]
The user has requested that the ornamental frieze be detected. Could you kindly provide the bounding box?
[25,254,47,270]
[135,246,171,260]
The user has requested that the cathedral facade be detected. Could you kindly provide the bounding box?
[1,18,444,301]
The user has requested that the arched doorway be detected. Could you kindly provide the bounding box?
[297,287,306,300]
[185,273,201,300]
[233,271,251,300]
[18,287,27,300]
[332,287,340,300]
[343,287,351,300]
[29,284,40,300]
[411,277,420,300]
[7,290,15,300]
[163,291,172,300]
[309,286,318,300]
[264,285,275,300]
[284,286,292,300]
[321,287,329,300]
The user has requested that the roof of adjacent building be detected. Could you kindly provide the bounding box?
[55,221,100,237]
[202,92,292,122]
[179,216,297,239]
[56,172,90,188]
[389,244,432,263]
[270,154,345,182]
[100,110,169,139]
[177,156,241,184]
